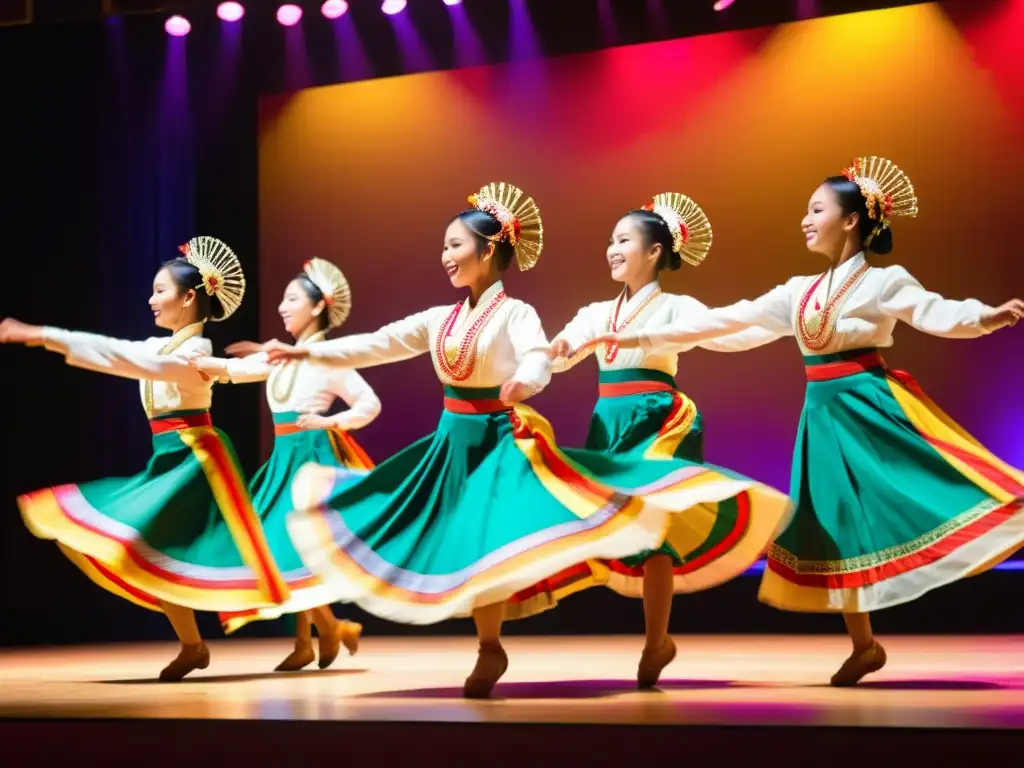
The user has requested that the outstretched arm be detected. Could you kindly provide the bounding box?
[878,267,1021,337]
[265,308,438,368]
[0,318,207,384]
[190,353,271,384]
[672,296,788,353]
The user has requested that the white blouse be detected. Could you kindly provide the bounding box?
[42,322,213,418]
[621,252,996,356]
[553,280,780,376]
[200,330,381,431]
[303,281,553,393]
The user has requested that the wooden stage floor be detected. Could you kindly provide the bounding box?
[2,635,1024,762]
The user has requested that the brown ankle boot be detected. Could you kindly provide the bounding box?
[637,637,676,689]
[318,620,363,669]
[159,642,210,682]
[830,640,887,687]
[275,642,315,672]
[463,640,508,699]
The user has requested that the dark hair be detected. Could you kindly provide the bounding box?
[451,209,516,272]
[294,273,330,331]
[623,210,681,271]
[822,176,894,256]
[160,258,225,321]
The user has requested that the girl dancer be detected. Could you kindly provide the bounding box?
[547,193,788,686]
[0,237,289,681]
[258,181,792,697]
[191,258,374,671]
[582,157,1024,685]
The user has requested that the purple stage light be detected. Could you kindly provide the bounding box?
[277,4,303,26]
[217,2,245,22]
[165,15,191,36]
[443,0,463,6]
[381,0,407,15]
[321,0,349,18]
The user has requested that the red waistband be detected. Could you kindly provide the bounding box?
[274,423,304,436]
[805,351,887,381]
[150,413,212,434]
[598,380,675,398]
[443,397,511,415]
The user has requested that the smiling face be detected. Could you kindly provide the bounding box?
[150,268,197,331]
[278,278,324,339]
[801,183,858,256]
[607,215,661,286]
[441,218,494,289]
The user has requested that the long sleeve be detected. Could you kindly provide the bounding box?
[672,297,787,353]
[878,266,993,339]
[224,353,273,383]
[551,304,599,373]
[306,308,437,369]
[507,303,553,393]
[325,369,382,431]
[627,284,796,355]
[42,327,206,384]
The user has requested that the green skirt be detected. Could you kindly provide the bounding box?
[286,385,794,624]
[19,410,290,613]
[218,411,374,633]
[545,368,791,598]
[759,348,1024,613]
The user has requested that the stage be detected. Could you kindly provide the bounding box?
[2,635,1023,762]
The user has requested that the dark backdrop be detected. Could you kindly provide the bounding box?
[2,0,1021,647]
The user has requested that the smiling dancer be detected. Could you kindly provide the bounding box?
[251,181,792,698]
[544,193,790,686]
[1,237,289,681]
[580,157,1024,686]
[191,258,374,671]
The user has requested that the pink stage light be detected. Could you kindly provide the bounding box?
[381,0,407,15]
[713,0,736,10]
[216,2,245,22]
[164,15,191,36]
[276,4,303,26]
[321,0,349,19]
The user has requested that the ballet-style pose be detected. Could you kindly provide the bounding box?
[255,181,792,697]
[546,193,789,686]
[1,237,289,681]
[582,157,1024,685]
[191,259,374,671]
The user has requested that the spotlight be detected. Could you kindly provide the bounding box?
[381,0,407,14]
[712,0,736,9]
[443,0,463,5]
[164,15,191,36]
[216,2,245,22]
[276,4,303,26]
[321,0,349,18]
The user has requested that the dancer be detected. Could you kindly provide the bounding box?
[581,157,1024,685]
[0,237,289,681]
[258,181,792,697]
[190,258,374,671]
[546,193,787,685]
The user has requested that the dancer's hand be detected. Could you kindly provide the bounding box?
[296,413,332,431]
[549,338,573,359]
[225,340,264,358]
[264,339,309,365]
[0,318,44,346]
[185,355,225,383]
[982,299,1024,332]
[500,379,533,404]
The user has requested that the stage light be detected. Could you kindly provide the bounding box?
[443,0,463,6]
[164,15,191,36]
[217,2,245,22]
[276,4,303,26]
[381,0,407,15]
[321,0,349,18]
[713,0,736,10]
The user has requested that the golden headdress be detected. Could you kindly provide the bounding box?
[466,181,544,271]
[177,236,245,321]
[841,156,918,247]
[302,257,352,329]
[641,192,713,267]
